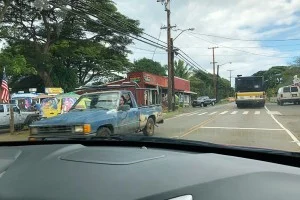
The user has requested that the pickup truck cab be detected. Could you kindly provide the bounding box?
[0,104,40,130]
[29,90,163,140]
[192,96,216,107]
[277,85,300,105]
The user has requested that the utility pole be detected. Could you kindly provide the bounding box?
[209,47,218,99]
[227,69,234,87]
[171,37,175,111]
[158,0,173,111]
[216,65,220,102]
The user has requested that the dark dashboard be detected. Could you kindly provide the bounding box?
[0,143,300,200]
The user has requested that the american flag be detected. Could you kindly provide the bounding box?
[0,68,9,103]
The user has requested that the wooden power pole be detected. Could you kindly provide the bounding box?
[209,47,218,99]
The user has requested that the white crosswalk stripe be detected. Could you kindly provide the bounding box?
[231,111,238,114]
[208,111,217,115]
[254,111,260,115]
[220,111,228,115]
[242,111,249,115]
[198,112,208,116]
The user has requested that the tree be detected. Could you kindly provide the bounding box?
[174,59,192,79]
[130,58,166,76]
[0,0,142,88]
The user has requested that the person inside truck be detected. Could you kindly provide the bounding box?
[124,93,133,108]
[119,96,125,106]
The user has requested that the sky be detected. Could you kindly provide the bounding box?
[113,0,300,81]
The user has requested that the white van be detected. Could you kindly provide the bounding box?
[277,85,300,105]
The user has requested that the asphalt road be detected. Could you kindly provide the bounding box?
[156,102,300,152]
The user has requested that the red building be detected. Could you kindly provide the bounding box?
[106,72,195,106]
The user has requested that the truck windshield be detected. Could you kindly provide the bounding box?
[235,77,263,92]
[72,92,119,110]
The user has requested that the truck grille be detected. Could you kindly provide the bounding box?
[38,126,73,135]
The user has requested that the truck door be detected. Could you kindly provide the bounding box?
[0,105,9,128]
[291,86,299,98]
[282,87,291,99]
[116,92,139,134]
[124,92,139,133]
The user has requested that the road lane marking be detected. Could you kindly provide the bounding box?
[208,112,217,115]
[220,111,228,115]
[242,111,249,115]
[230,111,238,114]
[254,111,260,115]
[198,112,208,116]
[267,111,282,115]
[179,116,217,138]
[265,106,300,147]
[200,127,284,131]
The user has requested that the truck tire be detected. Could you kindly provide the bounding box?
[143,118,155,136]
[96,127,112,137]
[200,102,204,107]
[204,104,207,107]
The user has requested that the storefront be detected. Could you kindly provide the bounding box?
[106,72,195,107]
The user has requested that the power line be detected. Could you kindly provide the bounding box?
[50,2,168,51]
[128,45,166,53]
[186,32,296,58]
[78,1,168,46]
[179,43,300,49]
[152,26,163,59]
[178,49,208,72]
[190,31,300,42]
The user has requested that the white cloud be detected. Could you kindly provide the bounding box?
[114,0,300,79]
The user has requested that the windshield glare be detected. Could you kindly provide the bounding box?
[72,93,119,111]
[2,0,300,154]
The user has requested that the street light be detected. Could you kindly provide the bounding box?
[216,62,232,102]
[173,28,195,41]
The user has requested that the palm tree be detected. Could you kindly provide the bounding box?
[174,60,192,79]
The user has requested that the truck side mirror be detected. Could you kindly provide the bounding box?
[118,105,130,112]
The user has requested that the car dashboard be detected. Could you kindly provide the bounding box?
[0,143,300,200]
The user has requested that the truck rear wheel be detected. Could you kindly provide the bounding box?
[143,118,155,136]
[97,127,112,137]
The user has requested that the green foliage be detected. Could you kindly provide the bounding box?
[130,58,166,76]
[0,0,142,89]
[51,65,78,92]
[190,70,233,100]
[0,50,36,78]
[174,60,192,79]
[252,65,300,97]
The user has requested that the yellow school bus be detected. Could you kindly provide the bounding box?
[235,76,266,108]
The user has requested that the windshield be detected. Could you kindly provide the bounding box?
[1,0,300,154]
[72,93,119,110]
[235,77,263,92]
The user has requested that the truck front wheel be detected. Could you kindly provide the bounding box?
[143,118,155,136]
[97,127,112,137]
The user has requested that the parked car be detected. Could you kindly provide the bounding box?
[29,90,164,140]
[0,104,40,130]
[192,96,216,107]
[277,85,300,106]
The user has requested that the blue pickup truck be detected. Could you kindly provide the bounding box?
[29,90,163,140]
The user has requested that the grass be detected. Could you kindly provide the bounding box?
[0,130,30,141]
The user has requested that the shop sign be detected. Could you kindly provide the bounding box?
[45,87,64,95]
[130,77,141,83]
[144,75,151,82]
